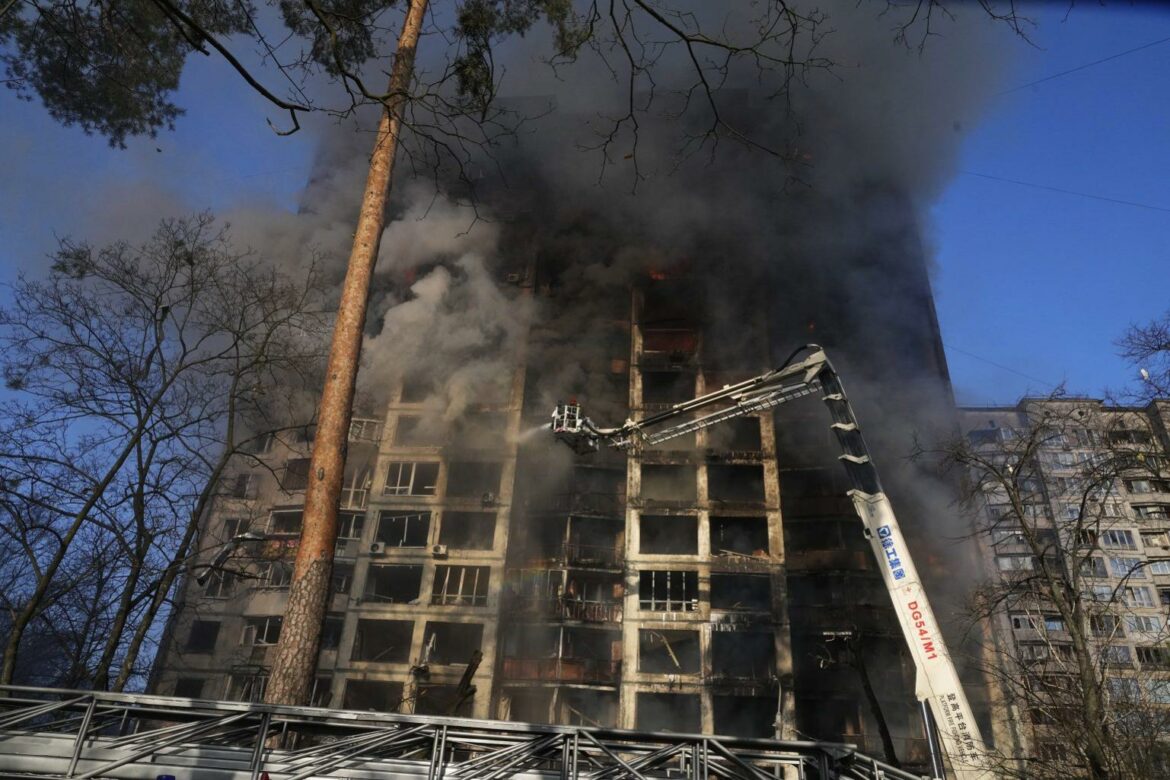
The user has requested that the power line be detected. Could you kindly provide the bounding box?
[960,170,1170,214]
[999,34,1170,95]
[943,342,1059,390]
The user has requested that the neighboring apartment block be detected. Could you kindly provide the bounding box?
[958,398,1170,765]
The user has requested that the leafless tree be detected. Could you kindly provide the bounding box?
[938,399,1170,779]
[0,214,327,689]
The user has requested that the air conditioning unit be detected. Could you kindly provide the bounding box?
[369,542,387,555]
[432,544,449,558]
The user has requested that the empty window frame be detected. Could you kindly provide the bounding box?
[638,629,700,674]
[376,511,431,547]
[332,563,354,594]
[384,462,439,496]
[241,616,283,646]
[638,570,697,611]
[173,678,205,698]
[185,620,220,654]
[343,680,404,712]
[203,569,236,599]
[641,371,696,405]
[281,458,311,491]
[422,622,484,665]
[707,464,766,504]
[337,512,365,540]
[710,574,771,612]
[320,614,344,650]
[713,696,775,739]
[640,514,697,554]
[439,512,496,550]
[432,565,490,606]
[636,693,701,733]
[227,672,268,703]
[261,561,294,588]
[415,683,474,717]
[710,516,769,556]
[640,465,696,503]
[705,417,762,451]
[222,517,250,541]
[352,619,414,663]
[226,472,256,499]
[711,630,776,679]
[445,461,503,498]
[364,565,423,604]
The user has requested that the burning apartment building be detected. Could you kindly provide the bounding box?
[151,6,1007,774]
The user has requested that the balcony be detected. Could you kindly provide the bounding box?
[508,596,623,624]
[502,657,621,684]
[564,542,623,569]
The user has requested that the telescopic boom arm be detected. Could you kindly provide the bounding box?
[550,345,991,780]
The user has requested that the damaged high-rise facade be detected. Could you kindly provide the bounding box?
[152,174,972,776]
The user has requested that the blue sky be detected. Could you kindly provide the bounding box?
[931,5,1170,405]
[1,4,1167,407]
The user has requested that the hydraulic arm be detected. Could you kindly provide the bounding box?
[550,345,991,780]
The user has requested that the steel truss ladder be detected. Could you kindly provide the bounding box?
[0,686,920,780]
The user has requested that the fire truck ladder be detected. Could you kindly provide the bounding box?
[0,686,923,780]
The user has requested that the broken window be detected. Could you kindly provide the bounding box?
[221,517,250,541]
[639,629,700,674]
[569,466,626,514]
[422,622,484,665]
[640,514,698,554]
[337,511,365,540]
[415,684,474,717]
[705,417,762,451]
[349,417,383,443]
[261,560,294,588]
[185,620,220,654]
[636,692,701,733]
[280,458,311,491]
[439,512,496,550]
[566,516,623,565]
[710,574,771,611]
[710,516,769,557]
[394,415,445,446]
[376,511,431,547]
[712,630,776,679]
[227,671,269,703]
[642,371,695,405]
[639,570,698,611]
[173,678,205,698]
[446,461,503,499]
[432,565,490,606]
[343,679,404,712]
[365,565,423,604]
[241,616,283,646]
[332,563,354,594]
[384,462,439,496]
[226,472,256,499]
[352,619,414,663]
[714,696,776,738]
[708,464,766,505]
[268,510,302,536]
[641,465,696,503]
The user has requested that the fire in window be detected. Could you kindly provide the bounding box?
[384,462,439,496]
[432,565,490,606]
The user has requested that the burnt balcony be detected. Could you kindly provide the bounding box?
[501,657,621,684]
[543,492,626,517]
[564,541,623,570]
[506,595,624,624]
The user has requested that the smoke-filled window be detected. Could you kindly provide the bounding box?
[640,465,696,504]
[636,692,700,733]
[710,516,769,556]
[352,619,414,663]
[641,371,696,405]
[383,462,439,496]
[705,417,762,451]
[566,516,623,566]
[439,511,496,550]
[365,565,423,604]
[451,413,508,451]
[707,464,765,505]
[638,570,697,611]
[431,565,490,606]
[710,574,771,612]
[711,630,776,680]
[376,511,431,547]
[343,679,403,712]
[422,621,484,665]
[640,514,697,554]
[713,696,775,738]
[445,461,502,498]
[393,415,445,446]
[638,629,700,674]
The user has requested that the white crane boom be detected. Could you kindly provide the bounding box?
[550,345,992,780]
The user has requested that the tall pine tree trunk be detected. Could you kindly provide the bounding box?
[263,0,429,707]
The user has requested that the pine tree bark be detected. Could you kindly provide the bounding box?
[263,0,429,707]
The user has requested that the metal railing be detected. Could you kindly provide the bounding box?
[0,685,925,780]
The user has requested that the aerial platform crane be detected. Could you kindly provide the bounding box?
[550,345,992,780]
